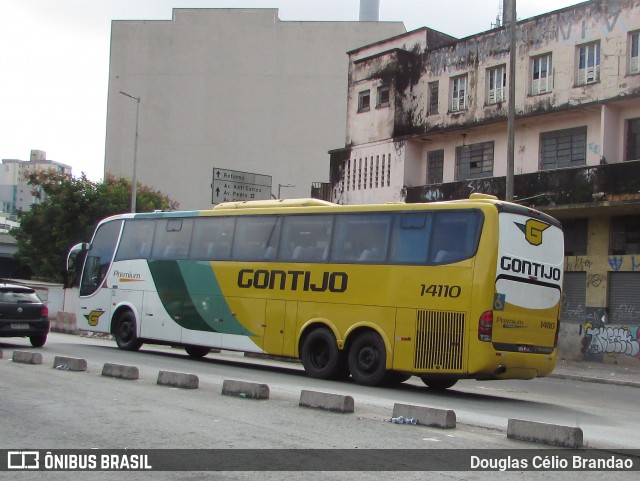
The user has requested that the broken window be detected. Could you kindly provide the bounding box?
[631,31,640,75]
[376,85,390,107]
[455,141,494,180]
[577,42,600,85]
[358,89,371,112]
[428,81,439,115]
[486,65,506,104]
[531,53,553,95]
[450,75,467,112]
[540,126,587,170]
[427,150,444,184]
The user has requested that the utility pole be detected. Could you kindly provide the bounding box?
[119,91,141,213]
[506,0,517,201]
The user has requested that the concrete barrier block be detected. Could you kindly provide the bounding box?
[157,370,199,389]
[52,311,78,334]
[53,356,87,372]
[102,363,139,380]
[507,418,583,448]
[392,402,456,429]
[12,351,43,365]
[299,390,354,413]
[222,379,270,399]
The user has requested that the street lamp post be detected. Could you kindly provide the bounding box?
[119,90,140,213]
[278,183,295,199]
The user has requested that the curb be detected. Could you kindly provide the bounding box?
[392,402,456,429]
[157,370,199,389]
[12,351,43,365]
[299,390,354,413]
[507,418,583,448]
[102,363,140,380]
[549,372,640,389]
[222,379,270,399]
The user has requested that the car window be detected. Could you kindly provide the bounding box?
[0,288,41,303]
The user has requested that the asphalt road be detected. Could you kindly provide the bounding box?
[1,333,638,480]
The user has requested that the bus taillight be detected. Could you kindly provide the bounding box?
[478,310,493,342]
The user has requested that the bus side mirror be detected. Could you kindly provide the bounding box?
[67,242,90,272]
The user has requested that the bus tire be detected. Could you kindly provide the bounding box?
[185,345,210,358]
[348,331,387,386]
[382,371,412,385]
[113,311,143,351]
[300,328,344,380]
[421,377,458,390]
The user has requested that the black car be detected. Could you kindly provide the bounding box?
[0,283,49,347]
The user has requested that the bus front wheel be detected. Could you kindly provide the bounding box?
[348,331,387,386]
[301,328,344,380]
[185,345,210,359]
[113,311,143,351]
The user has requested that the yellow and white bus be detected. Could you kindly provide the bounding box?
[67,194,564,389]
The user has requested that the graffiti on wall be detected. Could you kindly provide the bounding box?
[582,321,640,360]
[608,256,640,271]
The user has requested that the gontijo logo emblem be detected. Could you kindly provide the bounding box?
[515,219,550,246]
[84,310,105,327]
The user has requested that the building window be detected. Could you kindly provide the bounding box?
[610,215,640,255]
[626,118,640,161]
[450,75,468,112]
[358,90,370,112]
[531,53,553,95]
[577,42,600,85]
[630,31,640,74]
[486,65,506,104]
[428,81,439,114]
[377,86,390,108]
[562,218,588,256]
[427,150,444,184]
[539,126,587,170]
[455,141,494,180]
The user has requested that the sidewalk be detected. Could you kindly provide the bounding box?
[550,359,640,388]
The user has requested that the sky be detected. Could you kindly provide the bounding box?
[1,0,585,182]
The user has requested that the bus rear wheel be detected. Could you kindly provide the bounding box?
[301,328,345,380]
[421,377,458,390]
[113,311,143,351]
[185,345,210,358]
[348,331,387,386]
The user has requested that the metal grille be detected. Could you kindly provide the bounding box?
[414,310,465,371]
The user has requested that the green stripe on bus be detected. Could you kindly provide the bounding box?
[147,260,255,336]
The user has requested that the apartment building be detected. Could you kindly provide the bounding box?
[328,0,640,364]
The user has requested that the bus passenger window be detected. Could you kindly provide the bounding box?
[389,213,431,263]
[280,215,332,262]
[232,216,280,261]
[151,219,193,260]
[429,211,481,264]
[332,214,391,263]
[116,220,156,260]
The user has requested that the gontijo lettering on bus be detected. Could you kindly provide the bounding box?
[237,269,348,292]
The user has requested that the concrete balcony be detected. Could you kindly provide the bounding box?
[405,160,640,216]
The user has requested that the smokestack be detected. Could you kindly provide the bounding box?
[359,0,380,22]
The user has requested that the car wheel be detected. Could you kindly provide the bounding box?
[348,331,387,386]
[29,334,47,348]
[185,345,210,358]
[301,328,344,379]
[113,311,143,351]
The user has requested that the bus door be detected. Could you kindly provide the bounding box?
[77,220,124,333]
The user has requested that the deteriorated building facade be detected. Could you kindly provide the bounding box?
[328,0,640,364]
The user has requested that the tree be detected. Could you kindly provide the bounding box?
[12,171,178,283]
